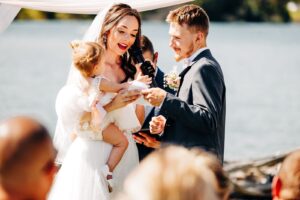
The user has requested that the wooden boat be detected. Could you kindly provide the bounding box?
[224,149,298,200]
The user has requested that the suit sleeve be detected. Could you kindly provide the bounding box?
[160,64,224,133]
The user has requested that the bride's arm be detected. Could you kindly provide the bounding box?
[103,89,141,112]
[135,105,145,125]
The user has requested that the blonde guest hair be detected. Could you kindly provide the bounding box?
[120,146,219,200]
[70,41,104,78]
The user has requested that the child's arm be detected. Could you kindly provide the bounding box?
[135,72,152,85]
[94,77,128,93]
[90,100,107,131]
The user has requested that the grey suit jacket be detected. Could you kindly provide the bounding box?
[159,49,226,162]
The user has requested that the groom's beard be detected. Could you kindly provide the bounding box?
[174,43,195,62]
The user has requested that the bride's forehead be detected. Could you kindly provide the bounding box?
[115,16,139,30]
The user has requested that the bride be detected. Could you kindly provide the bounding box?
[48,3,144,200]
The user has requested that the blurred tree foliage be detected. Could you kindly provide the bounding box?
[16,0,299,22]
[16,9,94,20]
[195,0,291,22]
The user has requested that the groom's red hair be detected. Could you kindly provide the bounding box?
[166,4,209,37]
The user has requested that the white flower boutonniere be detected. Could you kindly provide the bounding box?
[164,66,181,91]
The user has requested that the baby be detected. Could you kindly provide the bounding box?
[70,40,149,192]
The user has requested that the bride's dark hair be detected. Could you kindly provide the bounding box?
[99,3,142,80]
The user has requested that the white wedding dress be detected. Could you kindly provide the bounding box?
[48,74,140,200]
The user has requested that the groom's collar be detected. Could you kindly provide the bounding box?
[183,47,209,67]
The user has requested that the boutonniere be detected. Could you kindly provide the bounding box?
[164,66,181,91]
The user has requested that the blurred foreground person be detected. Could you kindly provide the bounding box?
[119,146,219,200]
[272,149,300,200]
[0,116,57,200]
[192,149,232,200]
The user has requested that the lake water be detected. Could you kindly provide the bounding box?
[0,21,300,160]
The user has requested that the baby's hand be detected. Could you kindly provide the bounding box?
[136,72,152,85]
[120,82,130,90]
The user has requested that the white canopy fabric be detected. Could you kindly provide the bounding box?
[0,4,21,32]
[0,0,192,32]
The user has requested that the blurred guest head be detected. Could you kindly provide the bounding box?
[0,116,56,200]
[141,35,158,69]
[272,150,300,200]
[191,149,232,200]
[120,145,219,200]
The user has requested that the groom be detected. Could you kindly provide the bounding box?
[138,4,226,162]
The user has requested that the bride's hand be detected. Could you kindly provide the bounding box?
[103,89,141,112]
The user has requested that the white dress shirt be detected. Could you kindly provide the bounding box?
[183,47,209,67]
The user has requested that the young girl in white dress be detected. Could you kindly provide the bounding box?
[72,40,149,191]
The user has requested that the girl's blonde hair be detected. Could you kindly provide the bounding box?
[70,41,104,77]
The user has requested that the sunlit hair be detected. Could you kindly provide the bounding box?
[99,3,142,79]
[166,4,209,36]
[121,146,219,200]
[70,40,104,78]
[191,149,233,200]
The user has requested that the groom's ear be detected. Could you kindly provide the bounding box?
[153,52,158,66]
[195,31,204,43]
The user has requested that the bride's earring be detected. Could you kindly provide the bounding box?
[103,34,107,46]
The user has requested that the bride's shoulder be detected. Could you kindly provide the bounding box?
[56,85,84,100]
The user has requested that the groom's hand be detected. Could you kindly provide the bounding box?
[149,115,166,134]
[142,88,166,107]
[133,133,160,149]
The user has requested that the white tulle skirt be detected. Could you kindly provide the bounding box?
[48,132,139,200]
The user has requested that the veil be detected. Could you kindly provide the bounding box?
[53,3,113,164]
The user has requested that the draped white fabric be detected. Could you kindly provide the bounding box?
[0,0,193,32]
[0,4,21,32]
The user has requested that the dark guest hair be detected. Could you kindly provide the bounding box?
[141,35,154,56]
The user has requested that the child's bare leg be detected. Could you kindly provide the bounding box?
[102,124,128,172]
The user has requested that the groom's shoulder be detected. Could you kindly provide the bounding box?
[193,56,224,81]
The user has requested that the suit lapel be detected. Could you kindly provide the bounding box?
[155,68,164,88]
[176,49,211,96]
[176,65,192,95]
